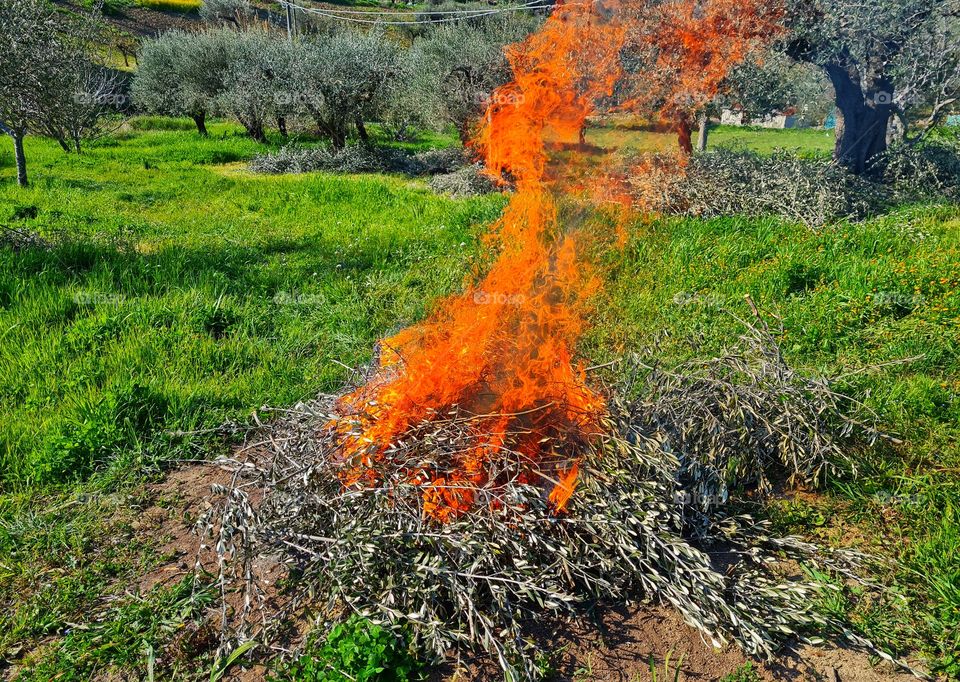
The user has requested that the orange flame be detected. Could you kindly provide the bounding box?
[332,0,783,521]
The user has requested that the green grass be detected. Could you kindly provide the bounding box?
[1,117,958,678]
[15,576,216,681]
[587,121,837,156]
[0,118,500,678]
[0,120,503,489]
[584,205,960,674]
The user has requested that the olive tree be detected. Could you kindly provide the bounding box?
[219,31,290,142]
[36,62,124,153]
[291,30,402,148]
[784,0,960,173]
[0,0,117,186]
[890,9,960,139]
[410,14,538,143]
[132,30,233,136]
[693,51,834,150]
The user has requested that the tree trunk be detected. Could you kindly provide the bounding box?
[676,114,694,155]
[12,132,28,187]
[455,120,472,146]
[355,118,369,144]
[887,111,906,146]
[331,128,346,150]
[696,112,709,152]
[277,115,288,139]
[242,118,266,143]
[192,112,208,137]
[825,63,893,174]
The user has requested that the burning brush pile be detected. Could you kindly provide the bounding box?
[204,325,902,678]
[198,0,913,677]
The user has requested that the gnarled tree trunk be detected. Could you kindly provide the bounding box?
[355,118,369,144]
[825,63,893,174]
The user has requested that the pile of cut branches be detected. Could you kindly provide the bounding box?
[198,324,912,680]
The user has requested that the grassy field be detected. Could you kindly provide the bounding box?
[588,120,837,156]
[1,119,958,679]
[586,204,960,675]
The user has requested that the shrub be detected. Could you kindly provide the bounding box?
[249,145,405,175]
[249,144,472,179]
[429,163,500,197]
[670,148,880,227]
[626,141,960,229]
[875,140,960,202]
[275,616,418,682]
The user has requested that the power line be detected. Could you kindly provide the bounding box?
[281,0,549,14]
[276,0,556,25]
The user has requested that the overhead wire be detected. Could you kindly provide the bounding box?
[276,0,556,25]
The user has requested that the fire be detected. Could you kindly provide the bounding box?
[620,0,785,151]
[332,0,783,521]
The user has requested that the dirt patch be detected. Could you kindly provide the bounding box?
[429,604,917,682]
[135,461,237,593]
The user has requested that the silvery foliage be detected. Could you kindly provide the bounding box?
[37,61,124,153]
[875,137,960,200]
[249,144,468,176]
[132,30,233,126]
[660,149,882,227]
[785,0,960,126]
[408,13,541,141]
[628,143,960,228]
[890,5,960,131]
[199,0,254,26]
[217,30,283,141]
[249,144,406,174]
[198,325,921,680]
[283,30,402,148]
[135,28,303,141]
[0,0,63,136]
[429,163,500,197]
[380,44,436,142]
[722,52,834,122]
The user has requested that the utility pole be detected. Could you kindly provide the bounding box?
[284,0,294,41]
